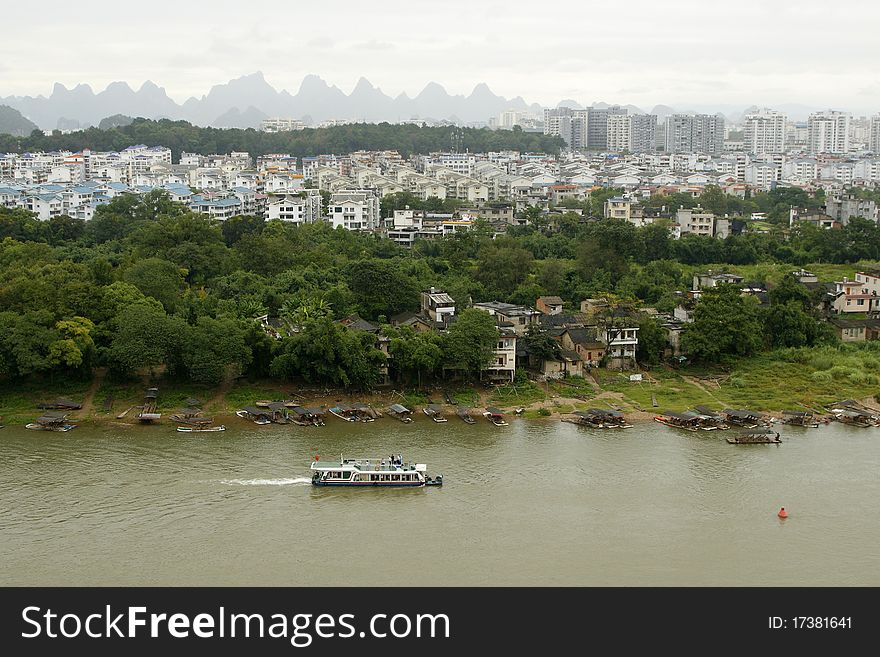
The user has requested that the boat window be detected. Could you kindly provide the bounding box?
[371,474,379,482]
[392,474,399,481]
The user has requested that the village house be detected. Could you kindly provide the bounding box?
[472,301,541,336]
[827,317,880,342]
[829,276,880,314]
[536,296,564,316]
[420,288,457,326]
[558,327,606,367]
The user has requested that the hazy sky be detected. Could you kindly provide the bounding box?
[2,0,879,112]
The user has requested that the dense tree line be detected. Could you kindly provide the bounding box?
[0,119,565,160]
[0,182,866,384]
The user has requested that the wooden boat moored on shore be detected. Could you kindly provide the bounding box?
[830,408,876,428]
[566,409,632,428]
[329,405,358,422]
[456,405,476,424]
[424,404,448,423]
[387,404,414,423]
[237,407,273,425]
[177,425,226,432]
[27,411,76,432]
[726,429,781,444]
[291,406,326,426]
[483,407,508,426]
[722,409,766,428]
[781,410,820,428]
[654,411,701,432]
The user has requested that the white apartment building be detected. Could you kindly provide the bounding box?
[744,162,781,190]
[606,114,631,152]
[328,189,381,231]
[260,118,307,132]
[808,110,851,154]
[265,190,323,224]
[665,114,725,154]
[676,206,716,237]
[870,115,880,154]
[743,109,786,154]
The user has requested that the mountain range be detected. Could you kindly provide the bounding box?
[0,72,547,131]
[0,72,823,133]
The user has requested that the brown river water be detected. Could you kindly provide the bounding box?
[1,418,878,585]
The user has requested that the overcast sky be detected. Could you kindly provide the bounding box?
[2,0,878,113]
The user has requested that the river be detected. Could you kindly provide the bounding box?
[1,417,878,586]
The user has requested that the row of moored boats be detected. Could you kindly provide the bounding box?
[237,401,511,427]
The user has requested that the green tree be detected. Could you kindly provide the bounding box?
[680,284,763,363]
[635,316,667,366]
[122,257,186,313]
[442,308,499,379]
[108,304,186,375]
[473,242,534,299]
[181,316,251,384]
[346,259,420,320]
[387,325,443,386]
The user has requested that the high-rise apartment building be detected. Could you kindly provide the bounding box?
[665,114,725,154]
[807,110,851,154]
[743,109,787,154]
[870,114,880,153]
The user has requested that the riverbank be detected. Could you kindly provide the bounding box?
[4,345,880,429]
[1,375,876,431]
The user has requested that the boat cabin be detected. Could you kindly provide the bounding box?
[781,410,818,427]
[722,409,765,428]
[572,409,629,428]
[655,411,703,431]
[310,457,441,487]
[387,404,414,422]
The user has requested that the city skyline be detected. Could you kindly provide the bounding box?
[2,0,880,113]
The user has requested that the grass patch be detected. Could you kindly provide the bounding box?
[489,380,547,407]
[450,388,480,406]
[224,380,295,411]
[0,376,92,424]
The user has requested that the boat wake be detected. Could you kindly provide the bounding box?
[221,477,311,486]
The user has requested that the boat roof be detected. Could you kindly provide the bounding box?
[485,406,503,415]
[694,405,722,416]
[782,410,811,417]
[36,411,68,422]
[834,409,869,417]
[242,406,271,415]
[389,403,411,413]
[426,404,443,412]
[662,411,699,421]
[723,408,763,418]
[332,404,353,412]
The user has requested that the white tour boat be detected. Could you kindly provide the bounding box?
[310,455,443,487]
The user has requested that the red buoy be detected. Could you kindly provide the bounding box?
[778,507,788,519]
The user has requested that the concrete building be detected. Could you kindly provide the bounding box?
[743,109,786,154]
[420,288,457,325]
[586,106,627,150]
[265,190,323,224]
[870,114,880,154]
[665,114,725,154]
[260,118,307,132]
[630,114,658,153]
[606,114,631,152]
[676,206,716,237]
[808,110,851,154]
[328,189,381,231]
